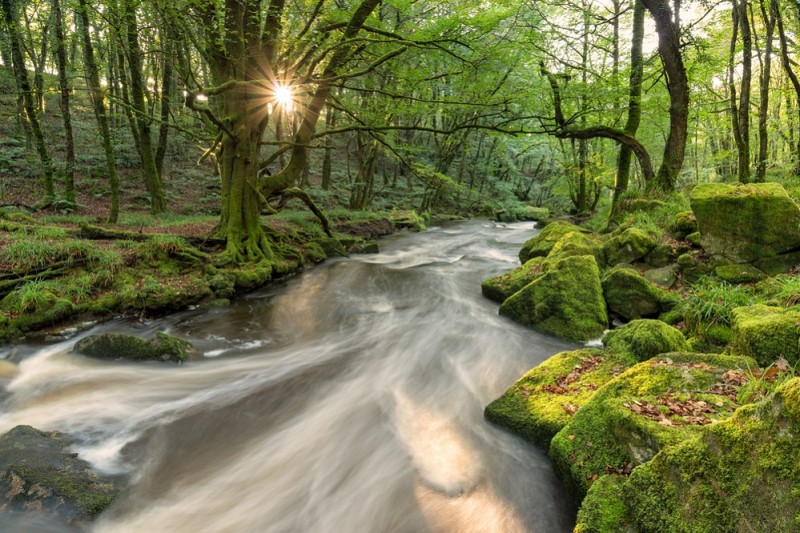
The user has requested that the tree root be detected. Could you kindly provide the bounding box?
[277,187,334,237]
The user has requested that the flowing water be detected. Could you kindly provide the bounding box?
[0,220,578,532]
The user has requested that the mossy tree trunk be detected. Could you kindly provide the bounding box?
[1,0,54,204]
[755,0,777,183]
[77,0,120,222]
[186,0,386,263]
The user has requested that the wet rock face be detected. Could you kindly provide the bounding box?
[689,182,800,264]
[0,425,118,524]
[73,332,193,362]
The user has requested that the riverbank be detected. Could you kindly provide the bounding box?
[0,207,403,344]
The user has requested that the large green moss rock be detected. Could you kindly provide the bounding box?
[499,254,608,341]
[730,304,800,366]
[602,227,657,266]
[602,319,689,362]
[481,257,545,303]
[73,332,193,363]
[484,348,636,448]
[549,352,755,500]
[624,378,800,532]
[690,182,800,263]
[518,221,588,264]
[0,426,118,523]
[602,267,680,321]
[715,263,767,284]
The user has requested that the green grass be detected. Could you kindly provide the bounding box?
[679,277,756,329]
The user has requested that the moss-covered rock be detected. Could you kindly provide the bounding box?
[731,304,800,366]
[481,257,545,303]
[643,265,678,288]
[73,332,193,363]
[715,263,767,284]
[625,378,800,532]
[602,267,680,321]
[0,426,119,523]
[575,474,633,533]
[549,352,755,500]
[499,254,608,341]
[315,237,348,258]
[518,221,589,264]
[671,210,698,240]
[547,231,605,266]
[484,348,636,448]
[388,209,426,231]
[603,227,657,266]
[602,320,689,362]
[685,231,702,248]
[690,182,800,263]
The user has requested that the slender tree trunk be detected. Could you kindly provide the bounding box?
[756,0,777,182]
[321,106,336,190]
[124,0,166,213]
[612,0,645,215]
[776,1,800,174]
[77,0,119,222]
[731,0,752,182]
[155,28,173,178]
[1,0,54,203]
[53,0,76,204]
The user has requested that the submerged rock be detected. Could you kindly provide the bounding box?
[73,332,193,363]
[499,254,607,342]
[518,221,589,264]
[690,182,800,264]
[0,425,118,523]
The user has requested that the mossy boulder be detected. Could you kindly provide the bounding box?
[603,320,689,362]
[715,263,767,284]
[730,304,800,366]
[0,426,119,523]
[314,237,348,258]
[690,182,800,263]
[481,257,545,303]
[575,474,632,533]
[484,348,636,448]
[499,254,608,341]
[602,267,680,321]
[388,209,426,231]
[547,231,605,266]
[603,227,657,266]
[73,332,193,363]
[670,210,698,240]
[643,265,678,289]
[518,221,589,264]
[549,352,755,500]
[624,378,800,532]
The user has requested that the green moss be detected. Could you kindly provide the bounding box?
[575,475,632,533]
[549,352,755,500]
[624,378,800,532]
[603,319,689,362]
[715,263,767,284]
[209,272,236,299]
[686,231,702,247]
[314,237,348,258]
[671,210,698,240]
[485,348,636,448]
[499,254,608,341]
[602,267,679,321]
[518,221,589,264]
[548,231,605,266]
[230,262,274,291]
[690,182,800,263]
[731,304,800,366]
[481,257,545,303]
[388,209,426,231]
[602,227,657,266]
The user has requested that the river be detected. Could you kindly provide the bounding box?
[0,220,577,532]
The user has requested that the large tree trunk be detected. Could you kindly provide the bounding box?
[53,0,76,204]
[155,26,174,178]
[612,0,645,214]
[641,0,689,192]
[77,0,120,222]
[1,0,54,204]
